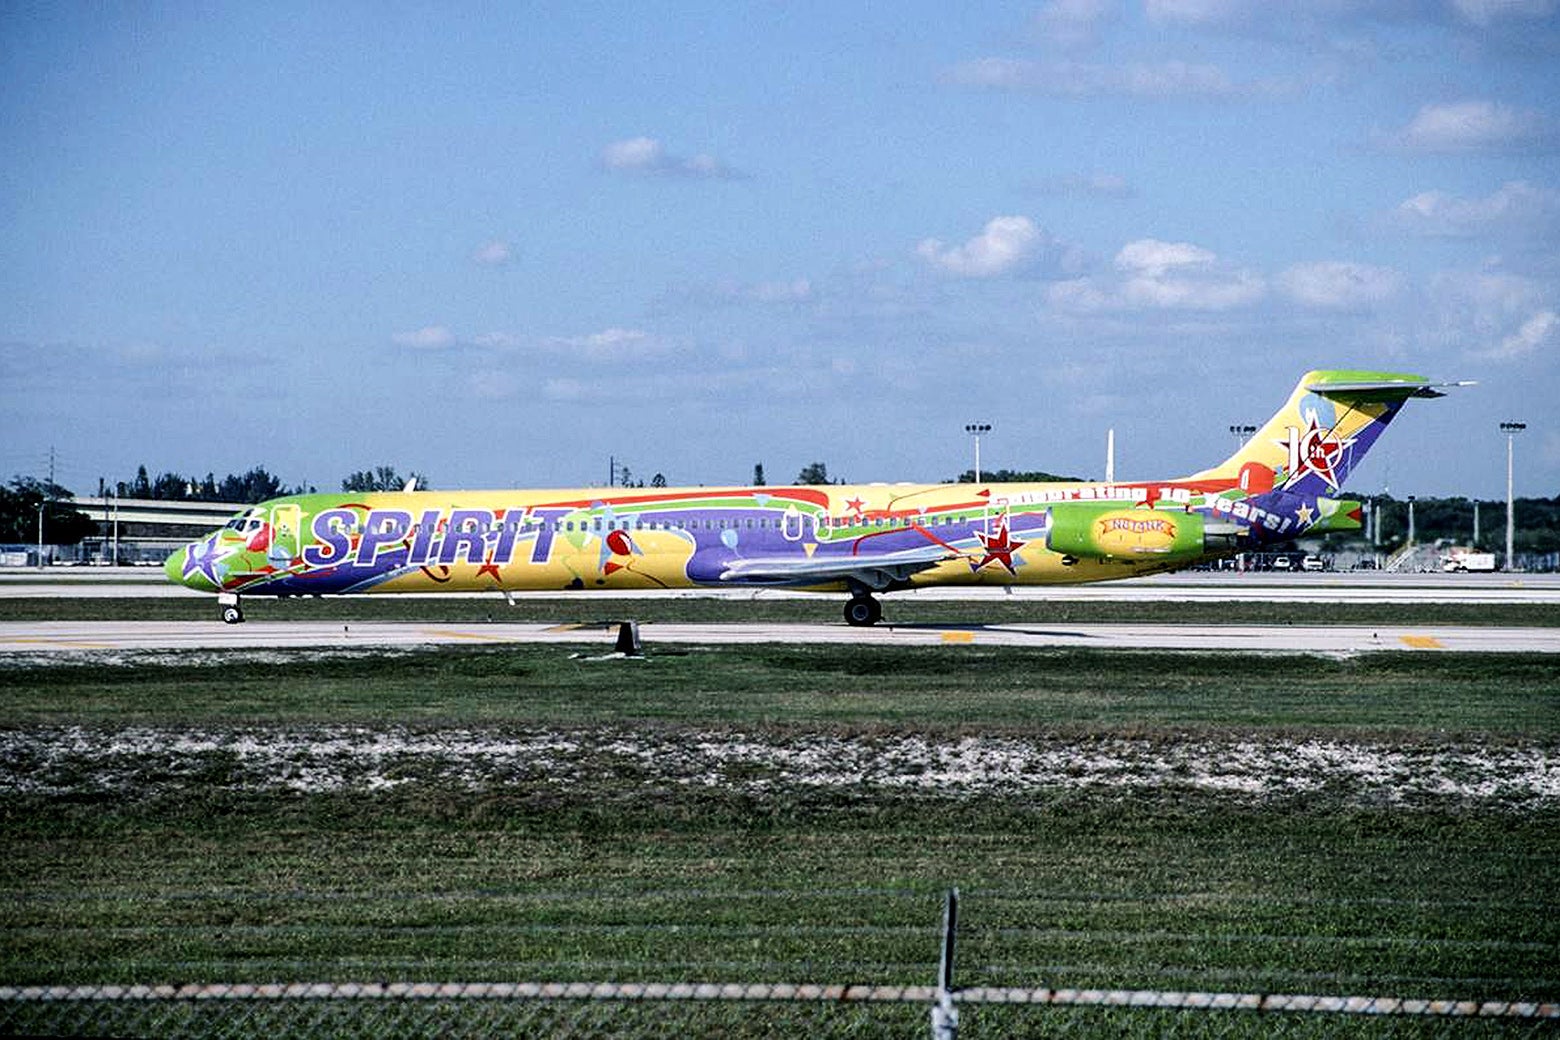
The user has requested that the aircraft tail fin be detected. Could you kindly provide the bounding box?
[1187,370,1466,497]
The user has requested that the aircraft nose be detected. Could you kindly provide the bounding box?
[164,545,188,586]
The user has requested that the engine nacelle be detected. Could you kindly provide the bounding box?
[1045,504,1206,560]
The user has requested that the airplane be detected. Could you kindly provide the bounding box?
[167,369,1460,626]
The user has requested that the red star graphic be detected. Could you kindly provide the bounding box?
[1276,415,1356,491]
[1301,418,1345,487]
[475,552,503,583]
[972,517,1025,574]
[845,497,865,515]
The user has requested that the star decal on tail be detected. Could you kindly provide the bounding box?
[1277,415,1356,491]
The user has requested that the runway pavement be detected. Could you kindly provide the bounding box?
[4,568,1560,603]
[3,619,1557,654]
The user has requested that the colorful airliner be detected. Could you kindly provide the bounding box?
[168,369,1457,625]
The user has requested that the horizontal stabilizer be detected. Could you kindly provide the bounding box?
[1310,498,1363,533]
[1304,376,1475,400]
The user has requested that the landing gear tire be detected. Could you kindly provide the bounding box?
[843,595,882,627]
[221,605,244,625]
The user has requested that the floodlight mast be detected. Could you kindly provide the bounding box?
[1501,422,1526,571]
[964,423,991,484]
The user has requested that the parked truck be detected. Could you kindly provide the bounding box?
[1442,550,1496,573]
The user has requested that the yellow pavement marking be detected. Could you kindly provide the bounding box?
[419,628,514,642]
[544,623,584,634]
[1399,634,1445,649]
[8,638,115,648]
[940,631,976,644]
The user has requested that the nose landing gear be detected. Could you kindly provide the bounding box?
[218,593,244,625]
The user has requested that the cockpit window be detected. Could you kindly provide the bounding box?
[225,510,266,534]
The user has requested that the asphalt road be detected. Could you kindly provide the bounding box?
[3,568,1560,602]
[3,619,1556,654]
[5,569,1557,654]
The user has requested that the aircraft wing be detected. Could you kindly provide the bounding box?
[718,542,960,591]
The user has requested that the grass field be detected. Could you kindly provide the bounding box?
[3,637,1557,1036]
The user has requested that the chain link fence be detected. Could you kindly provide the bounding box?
[2,982,1556,1038]
[5,890,1556,1038]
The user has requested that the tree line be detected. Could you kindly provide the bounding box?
[1364,494,1560,555]
[106,464,437,502]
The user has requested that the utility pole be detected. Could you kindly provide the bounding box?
[1229,423,1256,450]
[1501,422,1526,571]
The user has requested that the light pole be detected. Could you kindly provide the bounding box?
[964,423,991,484]
[1229,424,1257,451]
[1407,495,1416,549]
[1501,421,1526,571]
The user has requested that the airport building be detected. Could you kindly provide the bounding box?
[16,497,243,566]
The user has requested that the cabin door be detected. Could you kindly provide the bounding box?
[270,504,303,562]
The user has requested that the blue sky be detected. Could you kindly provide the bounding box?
[3,1,1557,500]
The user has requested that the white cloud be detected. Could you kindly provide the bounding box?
[1029,172,1134,197]
[917,216,1045,277]
[1031,0,1116,50]
[1436,269,1547,313]
[542,377,587,402]
[601,136,663,170]
[1420,269,1555,360]
[942,57,1239,98]
[546,327,677,361]
[392,325,457,349]
[468,370,521,400]
[471,331,523,349]
[1483,309,1558,359]
[472,240,512,265]
[1450,0,1558,26]
[1048,238,1265,311]
[1119,270,1266,310]
[731,278,814,303]
[1145,0,1255,26]
[1382,100,1555,154]
[600,136,742,179]
[1278,261,1403,309]
[1390,180,1560,237]
[1115,238,1216,276]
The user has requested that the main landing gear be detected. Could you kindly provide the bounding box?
[219,593,244,625]
[843,593,882,627]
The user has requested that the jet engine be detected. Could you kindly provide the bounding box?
[1044,504,1206,561]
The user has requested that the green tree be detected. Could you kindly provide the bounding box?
[796,462,833,485]
[152,472,194,500]
[342,467,432,493]
[0,477,97,545]
[219,467,289,503]
[753,463,766,486]
[952,467,1085,483]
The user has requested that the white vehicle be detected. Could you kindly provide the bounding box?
[1301,555,1325,571]
[1442,550,1496,573]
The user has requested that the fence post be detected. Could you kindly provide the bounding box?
[930,887,959,1040]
